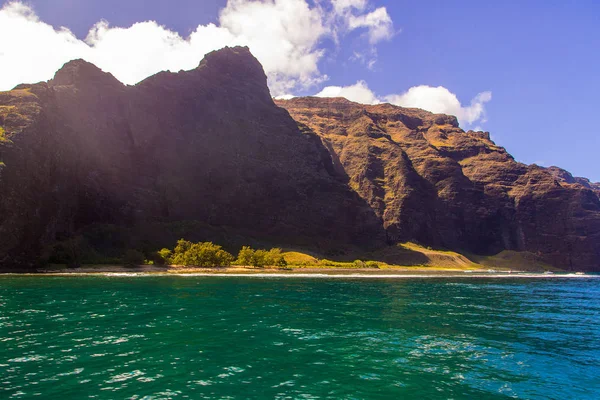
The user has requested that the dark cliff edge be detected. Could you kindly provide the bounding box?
[0,47,598,271]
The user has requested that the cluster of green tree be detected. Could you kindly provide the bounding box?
[235,246,287,268]
[153,241,287,268]
[156,240,234,267]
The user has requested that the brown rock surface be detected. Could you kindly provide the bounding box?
[0,47,598,271]
[546,166,600,198]
[276,97,600,270]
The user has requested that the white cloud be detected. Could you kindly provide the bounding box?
[331,0,368,13]
[274,94,296,100]
[346,7,394,44]
[0,2,91,89]
[315,81,492,126]
[0,1,489,126]
[315,80,380,104]
[386,86,492,125]
[0,0,393,96]
[330,0,394,45]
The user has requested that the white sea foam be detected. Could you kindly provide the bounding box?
[9,272,599,279]
[150,273,599,279]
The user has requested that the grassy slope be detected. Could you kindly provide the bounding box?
[469,250,559,272]
[282,243,558,271]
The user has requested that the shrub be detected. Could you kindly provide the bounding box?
[353,260,367,268]
[365,261,380,269]
[123,249,145,267]
[235,246,287,267]
[0,126,11,143]
[267,248,287,267]
[275,256,288,267]
[251,249,269,268]
[173,239,193,258]
[236,246,254,266]
[164,241,290,268]
[152,248,173,265]
[171,239,234,267]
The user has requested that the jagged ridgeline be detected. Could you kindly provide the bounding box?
[0,46,598,271]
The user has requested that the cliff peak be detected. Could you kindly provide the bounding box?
[134,46,272,102]
[197,46,267,82]
[50,59,123,89]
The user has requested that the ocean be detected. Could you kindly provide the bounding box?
[1,275,599,399]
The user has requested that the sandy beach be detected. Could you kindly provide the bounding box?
[9,264,591,278]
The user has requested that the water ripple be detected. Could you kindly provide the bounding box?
[0,276,599,399]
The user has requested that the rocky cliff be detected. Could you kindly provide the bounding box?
[276,97,600,271]
[0,46,598,271]
[0,47,383,269]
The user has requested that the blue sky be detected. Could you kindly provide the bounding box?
[1,0,598,181]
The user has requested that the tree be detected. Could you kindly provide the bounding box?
[276,257,288,267]
[236,246,254,266]
[251,249,269,268]
[267,248,287,267]
[171,240,233,267]
[237,246,288,267]
[153,248,172,265]
[173,239,192,259]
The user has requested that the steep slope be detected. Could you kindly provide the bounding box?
[276,97,600,270]
[1,47,598,271]
[0,47,383,269]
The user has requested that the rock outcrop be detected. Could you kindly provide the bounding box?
[0,47,598,270]
[546,166,600,198]
[276,97,600,271]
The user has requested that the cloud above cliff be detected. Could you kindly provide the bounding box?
[0,0,394,96]
[385,86,492,126]
[315,80,381,104]
[0,0,490,125]
[315,80,492,126]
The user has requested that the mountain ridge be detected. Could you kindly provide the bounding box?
[0,46,598,270]
[275,96,600,270]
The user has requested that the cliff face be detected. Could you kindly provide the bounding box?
[0,47,598,271]
[0,47,383,268]
[276,97,600,270]
[546,166,600,198]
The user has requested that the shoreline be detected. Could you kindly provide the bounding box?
[0,265,595,278]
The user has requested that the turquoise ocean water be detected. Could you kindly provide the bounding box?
[0,275,599,399]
